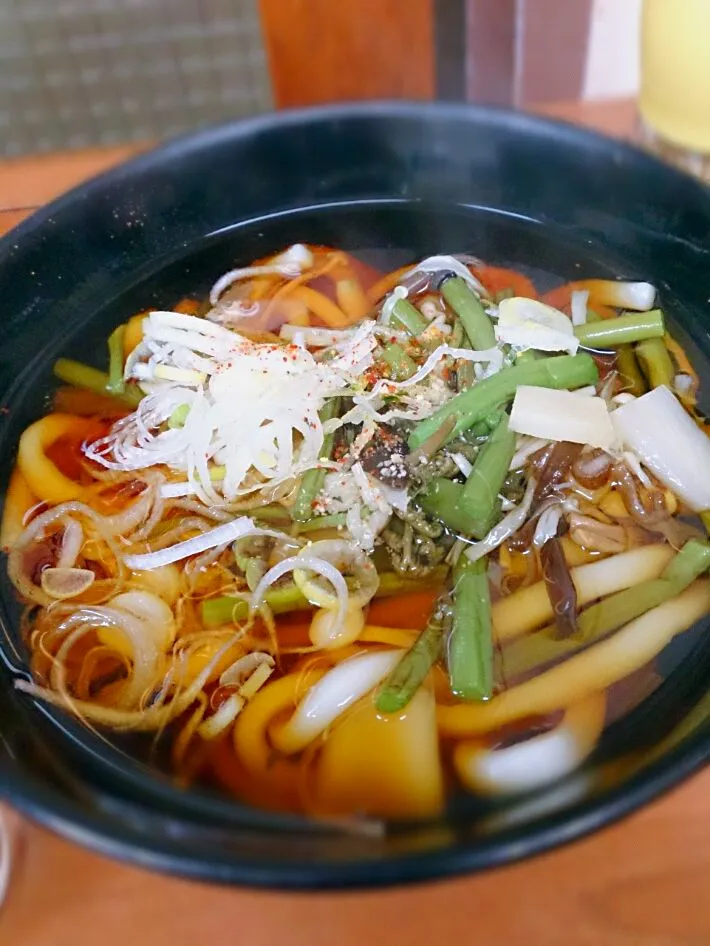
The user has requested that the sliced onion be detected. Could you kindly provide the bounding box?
[8,500,125,606]
[586,279,656,311]
[108,590,175,652]
[197,693,245,739]
[572,449,612,489]
[509,436,550,471]
[57,518,83,569]
[453,692,606,795]
[570,289,589,327]
[17,628,244,731]
[40,567,95,600]
[532,506,562,547]
[309,602,366,649]
[292,540,379,608]
[251,553,348,641]
[128,564,181,606]
[271,649,403,754]
[219,651,275,688]
[123,516,256,570]
[465,478,536,563]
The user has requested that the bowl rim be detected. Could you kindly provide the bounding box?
[1,99,709,889]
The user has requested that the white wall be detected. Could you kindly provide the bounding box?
[583,0,642,100]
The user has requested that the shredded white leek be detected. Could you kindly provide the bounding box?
[123,517,256,570]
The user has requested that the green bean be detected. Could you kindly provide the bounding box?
[702,511,710,536]
[448,557,493,700]
[200,566,448,627]
[391,298,428,336]
[408,353,598,451]
[381,342,417,381]
[106,325,126,395]
[418,478,485,535]
[616,344,647,396]
[291,398,340,522]
[636,336,674,388]
[294,512,347,533]
[461,413,516,538]
[441,276,496,350]
[514,349,540,365]
[376,606,448,713]
[574,309,664,348]
[456,360,475,391]
[450,318,465,349]
[53,357,144,407]
[502,539,710,680]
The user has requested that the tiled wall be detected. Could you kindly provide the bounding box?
[0,0,271,156]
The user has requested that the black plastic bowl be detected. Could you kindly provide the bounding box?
[2,102,710,890]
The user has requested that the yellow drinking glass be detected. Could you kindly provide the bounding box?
[640,0,710,179]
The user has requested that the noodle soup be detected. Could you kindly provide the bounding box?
[4,242,710,822]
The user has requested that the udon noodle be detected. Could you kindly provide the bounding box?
[4,244,710,820]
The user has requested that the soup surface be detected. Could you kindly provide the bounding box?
[4,240,710,822]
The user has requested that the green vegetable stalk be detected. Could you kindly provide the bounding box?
[441,276,496,350]
[409,353,598,450]
[376,605,449,713]
[461,413,516,538]
[448,557,493,700]
[502,539,710,680]
[574,309,665,348]
[381,342,417,381]
[106,325,127,395]
[201,565,448,627]
[418,478,480,535]
[291,398,340,522]
[53,357,143,407]
[616,344,647,396]
[391,298,428,336]
[635,336,675,388]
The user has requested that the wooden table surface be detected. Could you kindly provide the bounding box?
[3,96,710,946]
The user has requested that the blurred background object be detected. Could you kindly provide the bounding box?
[639,0,710,181]
[0,0,272,155]
[0,0,644,157]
